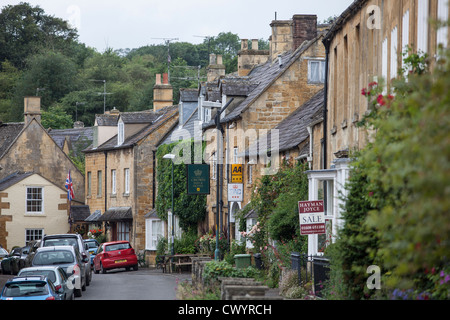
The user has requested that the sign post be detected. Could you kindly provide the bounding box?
[186,164,210,195]
[231,164,243,183]
[227,183,243,202]
[298,200,326,235]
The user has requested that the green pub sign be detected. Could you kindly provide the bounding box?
[186,164,210,195]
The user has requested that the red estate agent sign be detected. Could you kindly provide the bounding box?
[298,200,326,235]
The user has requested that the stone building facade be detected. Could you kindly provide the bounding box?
[83,106,179,256]
[306,0,449,256]
[199,14,327,243]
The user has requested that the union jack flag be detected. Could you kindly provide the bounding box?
[65,170,75,201]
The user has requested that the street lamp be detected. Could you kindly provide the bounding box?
[163,153,176,257]
[202,98,234,260]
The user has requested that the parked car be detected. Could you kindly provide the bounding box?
[0,247,8,273]
[18,266,75,300]
[1,246,29,275]
[23,240,41,268]
[93,241,138,274]
[40,234,92,286]
[84,239,99,268]
[32,245,87,298]
[0,275,62,300]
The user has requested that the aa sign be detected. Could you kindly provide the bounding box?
[298,200,326,235]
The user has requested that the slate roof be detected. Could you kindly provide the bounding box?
[243,88,324,156]
[179,88,198,102]
[0,171,34,191]
[119,110,160,124]
[221,37,321,124]
[200,35,323,131]
[85,210,102,222]
[70,205,91,222]
[95,113,119,126]
[0,122,24,159]
[48,126,94,158]
[98,207,132,221]
[84,105,178,153]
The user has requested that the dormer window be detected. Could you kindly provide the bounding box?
[118,119,124,145]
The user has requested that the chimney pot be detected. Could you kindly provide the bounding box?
[209,53,216,65]
[24,96,41,125]
[155,74,162,85]
[216,55,223,65]
[241,39,248,50]
[163,73,169,84]
[252,39,259,50]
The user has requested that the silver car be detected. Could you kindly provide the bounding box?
[40,234,92,287]
[18,265,75,300]
[32,245,87,298]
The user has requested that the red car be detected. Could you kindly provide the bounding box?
[93,241,138,274]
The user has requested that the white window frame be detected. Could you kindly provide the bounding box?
[25,229,44,243]
[382,37,389,84]
[111,169,116,195]
[402,10,411,77]
[26,187,43,215]
[391,26,398,79]
[307,59,326,84]
[233,147,239,164]
[417,0,429,54]
[118,120,124,146]
[146,218,164,251]
[437,0,449,48]
[124,168,130,194]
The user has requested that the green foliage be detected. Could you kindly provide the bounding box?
[174,230,198,254]
[325,154,379,300]
[328,47,450,299]
[0,3,247,126]
[155,140,206,232]
[41,105,73,129]
[202,260,260,285]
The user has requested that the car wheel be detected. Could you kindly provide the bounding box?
[133,265,138,271]
[100,262,107,274]
[86,271,90,286]
[74,288,82,297]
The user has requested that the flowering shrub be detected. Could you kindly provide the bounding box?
[88,228,103,238]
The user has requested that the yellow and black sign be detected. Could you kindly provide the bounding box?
[231,164,243,183]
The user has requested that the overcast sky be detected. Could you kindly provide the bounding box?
[4,0,354,52]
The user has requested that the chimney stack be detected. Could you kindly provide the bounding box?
[292,15,317,49]
[24,96,41,125]
[238,39,269,76]
[269,14,317,62]
[207,53,226,82]
[153,73,173,112]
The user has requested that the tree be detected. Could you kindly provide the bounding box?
[10,50,78,121]
[0,2,78,69]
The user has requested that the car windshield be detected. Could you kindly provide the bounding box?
[34,250,74,265]
[43,238,79,250]
[18,270,57,283]
[86,241,98,249]
[0,248,7,255]
[2,282,49,297]
[105,243,131,252]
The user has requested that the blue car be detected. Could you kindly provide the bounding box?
[84,239,99,267]
[0,275,62,300]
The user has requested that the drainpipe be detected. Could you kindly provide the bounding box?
[104,151,108,213]
[322,37,330,216]
[322,39,330,170]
